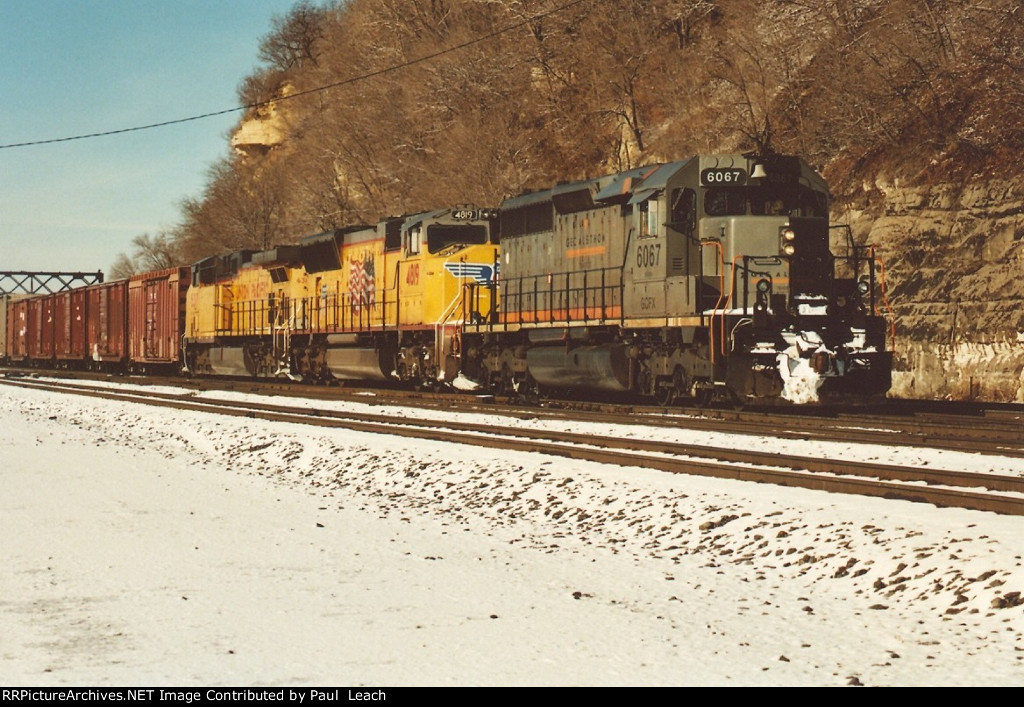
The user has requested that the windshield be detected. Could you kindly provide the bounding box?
[705,186,827,218]
[427,224,488,253]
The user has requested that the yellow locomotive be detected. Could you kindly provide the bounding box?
[183,207,499,384]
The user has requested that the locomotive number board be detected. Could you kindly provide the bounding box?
[700,168,747,186]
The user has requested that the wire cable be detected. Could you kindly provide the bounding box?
[0,0,589,150]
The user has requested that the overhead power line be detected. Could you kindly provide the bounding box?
[0,0,589,151]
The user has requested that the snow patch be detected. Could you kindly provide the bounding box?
[450,373,482,391]
[778,349,825,404]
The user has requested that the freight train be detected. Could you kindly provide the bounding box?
[1,152,893,405]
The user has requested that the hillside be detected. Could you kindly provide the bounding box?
[147,0,1024,400]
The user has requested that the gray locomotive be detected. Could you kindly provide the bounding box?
[461,152,893,405]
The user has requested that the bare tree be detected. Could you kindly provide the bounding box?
[108,253,137,280]
[109,229,182,278]
[131,231,181,270]
[259,1,330,71]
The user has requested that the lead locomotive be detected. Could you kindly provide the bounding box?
[462,153,892,404]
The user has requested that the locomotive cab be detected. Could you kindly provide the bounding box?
[688,154,892,403]
[395,207,499,383]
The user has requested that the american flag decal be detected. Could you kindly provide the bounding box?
[349,253,376,313]
[444,262,497,284]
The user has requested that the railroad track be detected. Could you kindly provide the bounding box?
[4,376,1024,516]
[13,366,1022,456]
[173,378,1024,455]
[247,386,1024,457]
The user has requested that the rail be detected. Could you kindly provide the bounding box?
[5,376,1024,516]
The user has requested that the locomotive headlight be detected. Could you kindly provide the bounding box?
[781,228,796,241]
[782,243,796,256]
[756,278,771,294]
[857,278,870,295]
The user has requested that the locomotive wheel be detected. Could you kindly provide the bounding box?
[519,374,542,405]
[656,382,676,407]
[499,364,514,396]
[692,384,714,408]
[728,388,747,411]
[657,367,685,407]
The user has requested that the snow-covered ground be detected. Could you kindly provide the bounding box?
[1,382,1022,686]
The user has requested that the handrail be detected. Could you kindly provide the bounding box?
[698,241,726,364]
[499,265,622,326]
[720,253,751,359]
[433,288,465,367]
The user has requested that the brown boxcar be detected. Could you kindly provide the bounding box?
[86,279,128,367]
[128,267,189,368]
[54,287,88,363]
[6,297,30,362]
[27,295,56,362]
[0,295,9,363]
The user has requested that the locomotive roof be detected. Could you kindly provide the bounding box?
[500,188,552,210]
[402,207,449,231]
[501,154,826,213]
[250,245,302,268]
[592,163,667,203]
[502,176,606,212]
[298,224,371,246]
[629,159,695,194]
[503,160,696,211]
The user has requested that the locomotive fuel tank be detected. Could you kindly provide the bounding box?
[522,327,631,391]
[203,346,250,377]
[525,343,631,392]
[322,335,390,381]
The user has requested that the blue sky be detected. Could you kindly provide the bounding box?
[0,0,303,273]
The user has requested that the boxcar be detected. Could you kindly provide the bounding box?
[6,297,29,363]
[85,279,129,368]
[54,287,88,364]
[128,267,190,369]
[26,295,56,363]
[0,295,9,363]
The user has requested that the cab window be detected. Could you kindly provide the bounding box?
[670,188,696,236]
[704,189,746,216]
[426,224,488,253]
[404,226,422,256]
[638,199,660,238]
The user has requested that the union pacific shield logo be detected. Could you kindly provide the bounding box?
[444,262,497,284]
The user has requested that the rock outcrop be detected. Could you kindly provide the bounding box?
[231,84,293,157]
[836,176,1024,401]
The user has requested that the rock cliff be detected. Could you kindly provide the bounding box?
[837,176,1024,400]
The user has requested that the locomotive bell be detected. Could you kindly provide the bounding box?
[750,162,768,179]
